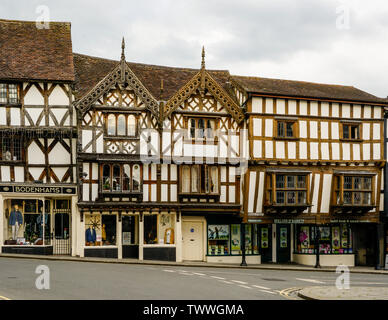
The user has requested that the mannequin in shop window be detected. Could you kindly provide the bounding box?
[85,225,96,245]
[9,204,23,240]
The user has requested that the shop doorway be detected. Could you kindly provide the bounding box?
[52,200,71,255]
[353,224,376,266]
[258,224,272,263]
[276,224,291,263]
[182,220,204,261]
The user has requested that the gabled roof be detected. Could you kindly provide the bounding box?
[0,19,74,82]
[73,53,232,102]
[232,75,388,104]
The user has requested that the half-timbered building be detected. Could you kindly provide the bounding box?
[233,76,387,266]
[0,20,77,255]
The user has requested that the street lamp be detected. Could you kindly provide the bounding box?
[240,223,247,267]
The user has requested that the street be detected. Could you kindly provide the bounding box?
[0,258,387,300]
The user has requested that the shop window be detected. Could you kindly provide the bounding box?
[266,173,308,205]
[0,83,19,104]
[100,163,142,193]
[342,123,360,140]
[144,215,158,244]
[4,199,50,246]
[188,118,216,140]
[208,225,230,256]
[85,214,116,246]
[106,113,138,137]
[0,136,23,161]
[180,165,219,194]
[295,224,352,254]
[333,175,373,206]
[122,216,137,245]
[276,120,297,139]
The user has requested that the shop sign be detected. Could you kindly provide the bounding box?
[330,219,371,223]
[0,185,76,195]
[247,219,262,223]
[274,219,304,224]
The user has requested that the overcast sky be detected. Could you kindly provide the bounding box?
[1,0,388,97]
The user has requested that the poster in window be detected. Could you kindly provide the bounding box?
[319,226,330,240]
[261,228,269,249]
[245,224,252,252]
[122,232,132,245]
[231,225,241,252]
[332,226,340,251]
[299,226,309,250]
[208,225,229,240]
[280,227,287,248]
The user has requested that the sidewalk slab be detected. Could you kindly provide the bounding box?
[0,253,387,275]
[298,286,388,300]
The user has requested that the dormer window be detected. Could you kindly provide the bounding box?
[0,83,19,104]
[106,114,137,137]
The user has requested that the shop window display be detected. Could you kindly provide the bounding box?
[143,214,175,245]
[295,224,352,254]
[122,216,137,245]
[208,225,230,255]
[85,214,116,246]
[144,215,158,244]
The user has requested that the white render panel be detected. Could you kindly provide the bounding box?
[14,167,24,182]
[373,143,381,159]
[374,106,382,119]
[161,164,168,181]
[26,107,43,126]
[320,174,332,213]
[83,163,89,175]
[380,194,384,211]
[161,184,168,202]
[288,142,296,159]
[1,166,11,182]
[373,123,380,140]
[363,123,370,140]
[151,184,157,202]
[321,122,329,139]
[299,121,307,138]
[28,141,45,164]
[288,100,297,114]
[253,118,262,136]
[265,141,273,158]
[353,105,361,118]
[221,166,227,183]
[299,101,307,115]
[49,143,70,164]
[51,108,69,126]
[48,85,69,105]
[92,184,98,201]
[52,167,68,182]
[96,133,103,153]
[353,144,360,161]
[342,143,350,161]
[0,107,5,125]
[253,140,262,158]
[229,167,236,183]
[363,143,370,160]
[24,84,44,105]
[265,119,273,137]
[321,143,329,160]
[276,99,285,114]
[248,171,256,212]
[171,164,177,181]
[364,106,371,118]
[252,98,263,113]
[162,132,171,156]
[143,184,149,202]
[92,163,98,180]
[265,98,273,114]
[170,184,177,202]
[310,142,319,160]
[299,142,307,159]
[220,186,227,203]
[342,104,351,118]
[332,103,339,117]
[229,186,235,203]
[311,174,320,213]
[310,101,318,116]
[151,164,157,180]
[143,164,149,180]
[256,172,265,213]
[29,167,44,181]
[321,102,329,117]
[275,141,285,159]
[310,121,318,139]
[332,143,340,160]
[82,130,92,152]
[331,122,339,140]
[10,108,20,126]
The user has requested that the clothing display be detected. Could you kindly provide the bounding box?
[85,227,97,243]
[9,209,23,226]
[11,222,20,239]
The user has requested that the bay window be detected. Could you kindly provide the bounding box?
[333,175,373,206]
[266,173,308,205]
[101,163,142,193]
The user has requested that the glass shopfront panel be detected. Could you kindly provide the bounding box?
[144,214,175,245]
[85,214,117,246]
[295,224,353,254]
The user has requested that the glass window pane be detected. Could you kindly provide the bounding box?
[127,115,136,136]
[117,115,125,135]
[209,167,218,193]
[354,177,361,190]
[363,177,372,190]
[112,165,121,191]
[287,176,295,188]
[132,164,141,192]
[276,191,285,204]
[276,175,284,188]
[344,176,352,189]
[190,119,196,138]
[206,119,215,139]
[343,125,349,139]
[144,215,157,244]
[122,164,130,191]
[363,192,371,205]
[192,166,199,192]
[107,115,116,135]
[287,191,296,204]
[297,191,307,204]
[198,119,204,138]
[0,84,7,103]
[182,166,190,192]
[286,122,293,137]
[102,165,111,191]
[297,175,306,188]
[344,192,352,204]
[354,192,362,204]
[8,84,18,103]
[277,122,284,137]
[102,215,116,246]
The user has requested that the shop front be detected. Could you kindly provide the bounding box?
[81,209,178,261]
[0,185,77,256]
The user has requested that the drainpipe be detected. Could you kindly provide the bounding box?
[240,223,247,267]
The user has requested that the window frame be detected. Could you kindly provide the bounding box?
[332,174,374,206]
[100,163,142,193]
[0,135,24,162]
[179,165,220,195]
[186,117,217,142]
[275,119,298,140]
[0,83,20,105]
[105,113,138,137]
[341,122,362,141]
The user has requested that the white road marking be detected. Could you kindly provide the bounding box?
[296,278,325,284]
[218,280,233,285]
[260,290,277,295]
[163,270,176,273]
[211,276,226,280]
[192,272,206,276]
[179,273,194,276]
[238,285,252,289]
[252,285,271,290]
[231,280,248,285]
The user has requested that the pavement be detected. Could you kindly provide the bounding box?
[298,286,388,300]
[0,253,387,275]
